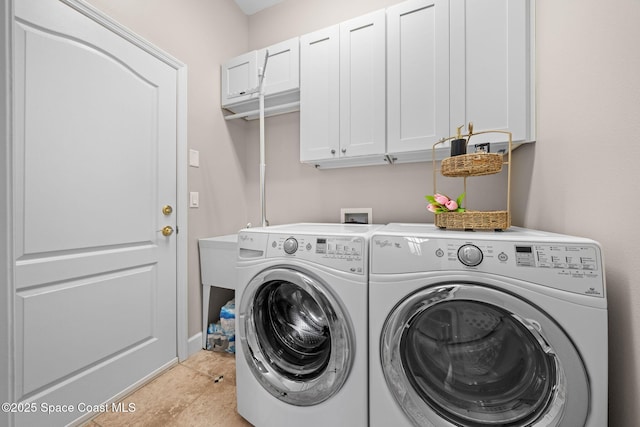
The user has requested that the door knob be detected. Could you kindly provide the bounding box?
[162,205,173,215]
[161,226,174,236]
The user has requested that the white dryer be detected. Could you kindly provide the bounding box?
[236,223,381,427]
[369,223,607,427]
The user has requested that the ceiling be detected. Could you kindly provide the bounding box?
[233,0,284,15]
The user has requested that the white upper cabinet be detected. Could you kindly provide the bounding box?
[300,10,387,167]
[450,0,534,143]
[387,0,450,160]
[221,50,257,107]
[299,25,340,163]
[339,9,386,159]
[257,38,300,99]
[221,37,300,118]
[225,0,535,165]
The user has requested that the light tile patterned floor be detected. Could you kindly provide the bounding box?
[85,350,251,427]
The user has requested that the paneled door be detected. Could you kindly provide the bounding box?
[9,0,183,425]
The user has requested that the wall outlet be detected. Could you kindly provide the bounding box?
[340,208,372,224]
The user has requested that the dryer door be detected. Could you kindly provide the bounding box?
[239,267,353,406]
[381,283,589,426]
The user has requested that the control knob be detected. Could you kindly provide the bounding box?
[283,237,299,254]
[458,244,483,267]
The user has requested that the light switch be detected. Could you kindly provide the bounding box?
[189,192,199,208]
[189,149,200,167]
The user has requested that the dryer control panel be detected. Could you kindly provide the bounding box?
[267,234,367,275]
[371,235,605,298]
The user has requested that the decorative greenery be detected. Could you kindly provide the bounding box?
[425,193,466,213]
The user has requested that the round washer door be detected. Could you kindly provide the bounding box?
[239,267,353,406]
[381,283,589,426]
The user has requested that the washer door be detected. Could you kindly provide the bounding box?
[381,283,589,426]
[239,267,353,406]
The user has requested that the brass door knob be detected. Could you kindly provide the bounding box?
[162,205,173,215]
[161,226,174,237]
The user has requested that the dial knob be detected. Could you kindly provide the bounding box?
[458,244,483,266]
[283,237,299,254]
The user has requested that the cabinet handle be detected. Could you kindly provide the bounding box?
[341,148,347,153]
[331,149,336,155]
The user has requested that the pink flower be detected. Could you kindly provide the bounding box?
[427,204,438,213]
[434,193,449,205]
[445,200,458,211]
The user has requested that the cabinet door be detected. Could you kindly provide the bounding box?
[451,0,532,142]
[221,50,257,107]
[257,37,299,97]
[300,25,340,162]
[339,10,386,158]
[387,0,450,154]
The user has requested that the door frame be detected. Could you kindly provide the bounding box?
[0,1,188,423]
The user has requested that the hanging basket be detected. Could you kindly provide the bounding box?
[435,210,510,231]
[441,153,503,177]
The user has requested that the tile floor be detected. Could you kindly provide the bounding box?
[84,350,251,427]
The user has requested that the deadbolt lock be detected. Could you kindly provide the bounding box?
[161,226,174,237]
[162,205,173,215]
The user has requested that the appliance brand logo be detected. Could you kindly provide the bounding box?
[239,234,253,242]
[374,239,401,249]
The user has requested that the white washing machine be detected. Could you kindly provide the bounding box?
[236,223,381,427]
[369,223,607,427]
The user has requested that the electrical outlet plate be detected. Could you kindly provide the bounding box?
[189,191,199,208]
[189,149,200,167]
[340,208,372,224]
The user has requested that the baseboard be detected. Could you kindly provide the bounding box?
[187,332,203,358]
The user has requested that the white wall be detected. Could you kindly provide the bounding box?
[86,0,250,337]
[515,0,640,424]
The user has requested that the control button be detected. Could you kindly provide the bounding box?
[272,241,277,248]
[498,252,508,262]
[306,243,312,251]
[283,237,298,254]
[458,244,483,267]
[435,248,444,257]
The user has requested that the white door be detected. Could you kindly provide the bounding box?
[11,1,180,425]
[386,0,450,154]
[221,49,258,107]
[339,9,386,159]
[300,25,340,163]
[257,37,299,97]
[450,0,532,142]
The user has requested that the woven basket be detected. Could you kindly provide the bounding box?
[435,210,511,231]
[441,153,503,177]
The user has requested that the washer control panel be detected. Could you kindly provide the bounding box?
[266,234,366,275]
[371,235,605,298]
